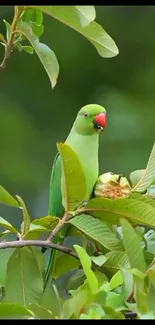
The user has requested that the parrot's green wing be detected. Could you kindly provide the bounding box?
[48,152,64,217]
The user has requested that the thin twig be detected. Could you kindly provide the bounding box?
[0,6,24,71]
[0,239,78,259]
[48,213,71,242]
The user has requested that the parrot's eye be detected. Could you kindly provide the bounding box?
[84,113,89,118]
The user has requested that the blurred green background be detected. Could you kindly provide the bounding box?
[0,6,154,227]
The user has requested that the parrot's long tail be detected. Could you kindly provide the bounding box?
[44,236,58,291]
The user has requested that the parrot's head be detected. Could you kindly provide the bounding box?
[74,104,107,135]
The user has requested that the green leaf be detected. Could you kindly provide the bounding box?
[33,6,119,58]
[14,42,23,52]
[69,214,123,251]
[53,253,80,279]
[73,245,98,295]
[90,255,107,267]
[0,33,6,43]
[0,185,19,208]
[41,281,62,318]
[23,223,50,240]
[17,21,59,88]
[32,215,59,229]
[102,251,130,274]
[0,216,18,233]
[0,249,15,286]
[120,219,146,273]
[5,247,43,306]
[29,303,52,319]
[86,197,155,228]
[30,247,45,277]
[35,9,43,25]
[0,230,10,239]
[23,45,34,54]
[82,303,105,319]
[133,269,148,314]
[67,269,85,291]
[130,169,145,188]
[132,142,155,193]
[22,8,43,25]
[57,143,87,211]
[109,270,123,291]
[106,292,125,310]
[0,303,34,319]
[29,21,44,37]
[144,230,155,254]
[62,284,90,319]
[121,268,133,300]
[3,20,11,42]
[16,195,30,236]
[74,6,96,26]
[102,306,125,319]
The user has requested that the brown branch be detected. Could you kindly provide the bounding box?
[48,213,72,242]
[0,6,24,71]
[0,239,78,259]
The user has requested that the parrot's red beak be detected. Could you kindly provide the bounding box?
[94,113,107,130]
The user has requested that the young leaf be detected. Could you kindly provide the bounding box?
[23,223,50,240]
[0,185,19,208]
[23,45,34,54]
[57,143,87,212]
[86,197,155,228]
[132,142,155,193]
[130,169,145,188]
[0,230,10,239]
[74,245,98,295]
[0,33,6,43]
[61,284,90,319]
[105,292,125,310]
[0,303,34,319]
[32,6,118,58]
[16,21,59,88]
[29,21,44,37]
[32,215,59,229]
[3,20,11,41]
[35,9,43,25]
[69,214,123,251]
[109,270,123,291]
[5,247,43,306]
[29,303,52,319]
[90,255,107,267]
[120,219,146,273]
[0,216,17,233]
[15,195,30,236]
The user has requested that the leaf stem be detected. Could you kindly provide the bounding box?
[0,6,24,71]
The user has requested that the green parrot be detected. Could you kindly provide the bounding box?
[44,104,107,286]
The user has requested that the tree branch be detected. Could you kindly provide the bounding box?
[48,213,72,242]
[0,239,78,259]
[0,6,24,71]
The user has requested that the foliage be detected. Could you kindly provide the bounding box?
[0,5,155,320]
[0,6,118,87]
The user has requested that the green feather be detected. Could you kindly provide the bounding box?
[44,104,106,288]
